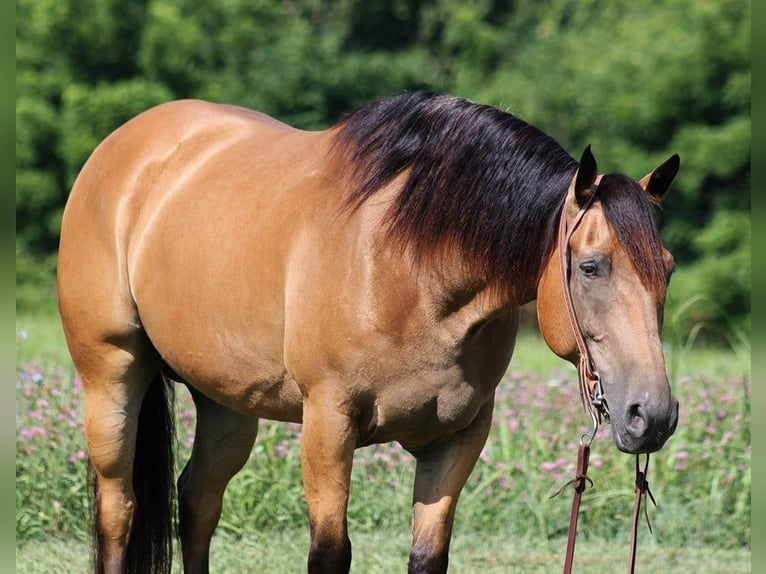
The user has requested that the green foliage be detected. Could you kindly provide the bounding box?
[662,205,750,348]
[15,0,750,346]
[16,242,58,315]
[59,80,173,186]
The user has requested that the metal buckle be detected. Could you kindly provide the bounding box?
[590,373,610,423]
[591,373,604,406]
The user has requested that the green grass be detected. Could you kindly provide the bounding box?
[16,531,751,573]
[16,311,71,368]
[16,311,751,571]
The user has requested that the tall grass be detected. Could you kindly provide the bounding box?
[16,312,750,557]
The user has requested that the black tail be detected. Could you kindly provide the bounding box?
[89,373,176,574]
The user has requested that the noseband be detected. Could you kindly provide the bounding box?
[557,174,610,430]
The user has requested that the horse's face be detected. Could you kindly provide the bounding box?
[537,149,680,454]
[564,202,679,454]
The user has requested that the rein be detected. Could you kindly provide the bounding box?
[554,175,655,573]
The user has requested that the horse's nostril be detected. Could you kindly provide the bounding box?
[626,403,648,437]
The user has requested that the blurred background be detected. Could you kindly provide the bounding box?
[16,0,750,346]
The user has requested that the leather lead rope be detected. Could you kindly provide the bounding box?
[628,454,656,573]
[554,442,592,574]
[559,450,656,574]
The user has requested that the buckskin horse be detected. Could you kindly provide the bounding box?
[57,92,680,574]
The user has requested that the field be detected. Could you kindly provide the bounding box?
[16,312,751,572]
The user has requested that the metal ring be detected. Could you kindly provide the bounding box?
[579,408,600,446]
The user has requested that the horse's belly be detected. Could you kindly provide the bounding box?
[163,342,304,423]
[186,372,304,424]
[360,371,492,449]
[136,291,303,422]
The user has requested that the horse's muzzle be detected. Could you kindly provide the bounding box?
[615,396,679,454]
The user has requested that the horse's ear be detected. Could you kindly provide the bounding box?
[566,145,599,210]
[638,154,680,205]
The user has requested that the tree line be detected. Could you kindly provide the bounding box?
[16,0,750,345]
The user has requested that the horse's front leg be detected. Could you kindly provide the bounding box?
[408,399,494,574]
[300,384,358,574]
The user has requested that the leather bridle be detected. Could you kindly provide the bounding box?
[556,174,610,428]
[554,175,654,574]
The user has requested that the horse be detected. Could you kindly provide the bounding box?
[57,92,680,574]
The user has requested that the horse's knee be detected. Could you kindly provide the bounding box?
[308,532,351,574]
[408,541,449,574]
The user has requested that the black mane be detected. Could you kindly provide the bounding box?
[332,92,578,286]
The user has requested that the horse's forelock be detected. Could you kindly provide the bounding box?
[598,175,667,299]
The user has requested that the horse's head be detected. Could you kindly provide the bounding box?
[537,147,680,454]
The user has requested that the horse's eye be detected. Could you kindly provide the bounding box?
[579,262,598,277]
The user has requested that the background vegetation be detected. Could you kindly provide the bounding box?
[16,0,750,346]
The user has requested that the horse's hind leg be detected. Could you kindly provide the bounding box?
[74,336,163,574]
[177,387,258,574]
[408,400,494,574]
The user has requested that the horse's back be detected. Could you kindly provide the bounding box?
[59,99,316,264]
